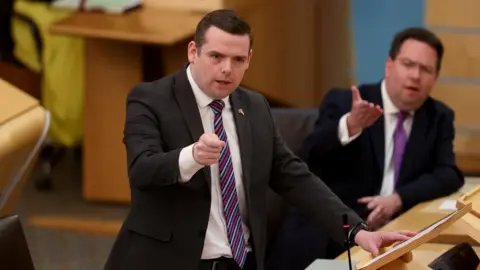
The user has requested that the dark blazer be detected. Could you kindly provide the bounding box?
[104,67,363,270]
[302,82,464,215]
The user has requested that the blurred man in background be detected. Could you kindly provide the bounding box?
[268,27,464,270]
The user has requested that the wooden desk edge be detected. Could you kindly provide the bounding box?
[50,24,193,46]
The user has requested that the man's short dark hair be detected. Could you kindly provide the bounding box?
[194,9,253,51]
[389,27,444,72]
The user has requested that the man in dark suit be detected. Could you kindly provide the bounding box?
[104,9,414,270]
[267,27,464,269]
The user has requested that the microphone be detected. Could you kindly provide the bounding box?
[343,214,353,270]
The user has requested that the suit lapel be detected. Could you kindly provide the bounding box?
[364,84,385,173]
[230,90,252,202]
[397,105,428,185]
[173,69,211,185]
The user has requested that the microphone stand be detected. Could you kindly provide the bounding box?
[343,214,353,270]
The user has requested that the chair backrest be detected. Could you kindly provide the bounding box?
[0,78,49,217]
[0,214,35,269]
[271,108,318,156]
[266,108,318,250]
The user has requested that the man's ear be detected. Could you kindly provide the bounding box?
[385,57,393,78]
[187,41,198,63]
[246,49,253,69]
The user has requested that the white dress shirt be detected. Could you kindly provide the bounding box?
[338,80,414,196]
[177,66,250,259]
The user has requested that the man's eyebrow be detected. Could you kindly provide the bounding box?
[207,50,248,59]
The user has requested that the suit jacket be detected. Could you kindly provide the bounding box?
[301,82,464,217]
[104,67,363,270]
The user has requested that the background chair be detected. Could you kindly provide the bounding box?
[0,78,50,217]
[266,107,318,253]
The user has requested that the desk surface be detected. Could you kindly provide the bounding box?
[337,243,480,269]
[380,182,478,244]
[50,8,203,45]
[337,181,480,268]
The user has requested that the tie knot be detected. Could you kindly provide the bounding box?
[398,111,409,121]
[209,100,225,114]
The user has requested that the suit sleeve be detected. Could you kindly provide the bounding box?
[338,113,363,145]
[396,109,465,210]
[303,89,357,160]
[123,84,184,189]
[264,97,364,245]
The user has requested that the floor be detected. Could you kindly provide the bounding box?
[15,148,129,270]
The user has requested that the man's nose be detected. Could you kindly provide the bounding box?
[221,60,232,74]
[410,67,421,80]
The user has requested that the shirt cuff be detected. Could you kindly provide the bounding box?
[178,144,205,183]
[338,113,362,145]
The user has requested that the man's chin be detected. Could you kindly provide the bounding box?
[399,96,426,111]
[211,86,236,98]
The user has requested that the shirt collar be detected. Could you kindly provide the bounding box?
[186,65,231,110]
[381,80,414,117]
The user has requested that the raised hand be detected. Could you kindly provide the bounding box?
[193,133,225,165]
[346,86,383,136]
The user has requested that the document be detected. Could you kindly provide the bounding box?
[438,199,457,211]
[52,0,141,14]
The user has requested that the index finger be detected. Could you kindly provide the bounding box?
[358,196,374,204]
[396,230,417,237]
[351,85,362,101]
[387,232,411,242]
[367,206,382,225]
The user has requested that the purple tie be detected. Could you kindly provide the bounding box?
[393,111,408,184]
[209,100,248,267]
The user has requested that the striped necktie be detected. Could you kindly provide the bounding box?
[209,100,248,267]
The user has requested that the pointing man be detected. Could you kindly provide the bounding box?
[104,10,415,270]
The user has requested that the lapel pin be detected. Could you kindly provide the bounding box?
[238,109,244,116]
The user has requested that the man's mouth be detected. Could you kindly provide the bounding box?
[216,80,231,85]
[405,86,419,92]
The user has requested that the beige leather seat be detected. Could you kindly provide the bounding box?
[0,78,49,217]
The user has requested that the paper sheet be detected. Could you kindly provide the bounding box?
[358,210,457,269]
[438,199,458,210]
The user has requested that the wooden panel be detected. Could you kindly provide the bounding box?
[239,0,317,107]
[83,38,142,203]
[455,132,480,173]
[435,32,480,79]
[431,83,480,173]
[431,83,480,128]
[457,154,480,174]
[426,0,480,28]
[315,0,352,104]
[455,132,480,156]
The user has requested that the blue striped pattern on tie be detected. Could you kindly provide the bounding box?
[209,100,248,267]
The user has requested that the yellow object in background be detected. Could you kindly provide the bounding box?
[12,0,84,147]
